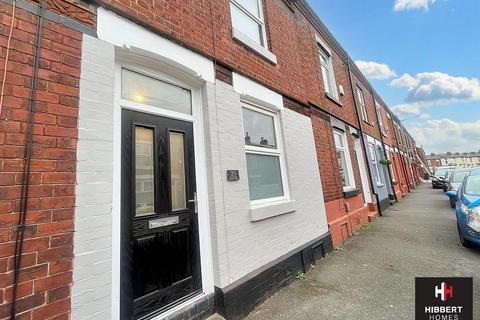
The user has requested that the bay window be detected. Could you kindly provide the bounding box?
[242,104,288,203]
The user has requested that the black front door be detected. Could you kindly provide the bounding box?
[121,109,201,320]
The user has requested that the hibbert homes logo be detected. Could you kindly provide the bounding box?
[416,277,473,320]
[435,281,453,302]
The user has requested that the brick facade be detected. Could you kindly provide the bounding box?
[0,0,426,318]
[0,2,84,319]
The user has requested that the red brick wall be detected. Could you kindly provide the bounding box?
[311,111,343,203]
[100,0,360,126]
[0,3,82,319]
[351,73,381,141]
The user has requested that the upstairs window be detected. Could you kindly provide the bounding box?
[376,103,386,136]
[318,43,338,99]
[230,0,267,47]
[385,113,391,134]
[356,87,368,122]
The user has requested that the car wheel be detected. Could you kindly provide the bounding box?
[450,197,456,209]
[458,223,473,248]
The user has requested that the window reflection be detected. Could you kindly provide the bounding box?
[170,132,186,210]
[135,127,155,217]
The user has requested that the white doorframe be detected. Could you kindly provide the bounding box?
[111,59,214,320]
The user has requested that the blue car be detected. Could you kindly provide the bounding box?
[446,169,480,247]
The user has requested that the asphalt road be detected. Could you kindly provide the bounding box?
[244,183,480,320]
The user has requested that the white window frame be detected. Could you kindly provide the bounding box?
[230,0,268,46]
[387,150,396,182]
[356,87,368,122]
[369,143,382,186]
[333,130,355,191]
[241,102,290,206]
[230,0,277,63]
[385,113,391,134]
[375,103,386,136]
[318,42,338,99]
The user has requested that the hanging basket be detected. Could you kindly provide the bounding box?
[379,159,392,166]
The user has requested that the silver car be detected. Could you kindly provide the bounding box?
[446,168,478,208]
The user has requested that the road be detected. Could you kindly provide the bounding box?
[244,183,480,320]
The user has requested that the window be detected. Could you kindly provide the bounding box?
[230,0,267,47]
[135,126,155,217]
[333,130,355,190]
[122,69,192,115]
[376,103,386,136]
[369,143,382,185]
[318,44,338,99]
[356,87,368,122]
[387,151,396,182]
[242,104,288,203]
[385,113,391,134]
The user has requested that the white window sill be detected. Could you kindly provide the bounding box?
[250,200,296,222]
[343,186,356,192]
[377,182,384,187]
[232,27,277,65]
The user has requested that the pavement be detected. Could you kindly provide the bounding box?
[244,183,480,320]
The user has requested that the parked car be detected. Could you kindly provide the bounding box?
[431,166,456,189]
[445,169,473,207]
[446,169,480,247]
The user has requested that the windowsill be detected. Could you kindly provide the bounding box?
[325,92,342,107]
[382,132,388,138]
[250,200,296,222]
[376,182,384,187]
[343,188,359,198]
[363,120,372,126]
[232,27,277,65]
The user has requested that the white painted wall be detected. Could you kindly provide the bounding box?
[73,34,115,319]
[202,80,329,287]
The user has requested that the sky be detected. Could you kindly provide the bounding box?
[307,0,480,154]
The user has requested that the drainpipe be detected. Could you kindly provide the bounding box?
[10,1,45,319]
[368,89,398,203]
[346,59,382,216]
[391,120,411,194]
[401,125,416,189]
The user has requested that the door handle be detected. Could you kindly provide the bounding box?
[188,192,198,213]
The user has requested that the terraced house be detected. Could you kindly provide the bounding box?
[0,0,424,319]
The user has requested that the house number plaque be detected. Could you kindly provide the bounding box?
[226,170,240,181]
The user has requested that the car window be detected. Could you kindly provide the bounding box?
[464,175,480,196]
[435,169,447,177]
[452,171,469,183]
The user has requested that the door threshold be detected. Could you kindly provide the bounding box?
[148,291,206,320]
